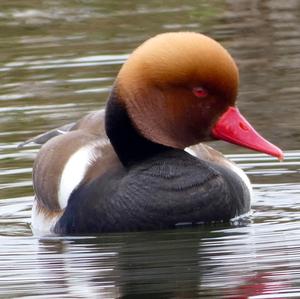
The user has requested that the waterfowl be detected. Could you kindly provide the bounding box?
[28,32,283,235]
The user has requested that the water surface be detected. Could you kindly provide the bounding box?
[0,0,300,298]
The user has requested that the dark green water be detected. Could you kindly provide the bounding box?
[0,1,300,298]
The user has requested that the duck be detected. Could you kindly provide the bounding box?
[26,32,283,235]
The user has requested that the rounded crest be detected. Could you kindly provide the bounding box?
[116,32,239,148]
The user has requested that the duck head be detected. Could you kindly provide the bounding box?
[113,32,283,160]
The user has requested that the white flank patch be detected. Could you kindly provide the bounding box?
[58,142,100,210]
[31,200,61,236]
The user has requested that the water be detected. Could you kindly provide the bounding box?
[0,0,300,298]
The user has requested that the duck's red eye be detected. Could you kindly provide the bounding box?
[193,87,208,98]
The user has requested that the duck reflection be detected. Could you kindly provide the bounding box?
[28,225,286,298]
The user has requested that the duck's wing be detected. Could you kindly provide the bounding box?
[30,108,118,235]
[18,122,76,148]
[18,109,105,148]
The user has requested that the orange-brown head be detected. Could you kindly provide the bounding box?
[116,32,238,149]
[114,32,283,159]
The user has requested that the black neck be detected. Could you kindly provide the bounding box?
[105,89,169,167]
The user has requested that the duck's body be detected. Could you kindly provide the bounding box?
[31,108,251,235]
[29,32,282,235]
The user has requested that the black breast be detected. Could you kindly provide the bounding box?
[54,149,250,234]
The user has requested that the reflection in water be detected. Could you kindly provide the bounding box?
[0,223,299,298]
[0,0,300,298]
